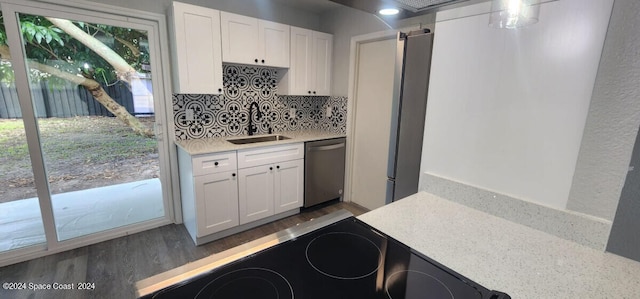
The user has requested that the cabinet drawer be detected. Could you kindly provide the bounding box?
[192,151,237,176]
[237,143,304,169]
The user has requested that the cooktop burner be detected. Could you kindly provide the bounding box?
[305,232,382,279]
[137,211,510,299]
[385,270,454,299]
[194,268,293,299]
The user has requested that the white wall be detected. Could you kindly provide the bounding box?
[319,6,443,97]
[420,0,613,209]
[319,7,389,96]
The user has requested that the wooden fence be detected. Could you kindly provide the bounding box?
[0,81,136,119]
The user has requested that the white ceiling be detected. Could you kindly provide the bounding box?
[269,0,479,19]
[269,0,344,14]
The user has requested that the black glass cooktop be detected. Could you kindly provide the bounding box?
[140,217,510,299]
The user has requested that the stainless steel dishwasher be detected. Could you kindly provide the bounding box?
[304,137,346,208]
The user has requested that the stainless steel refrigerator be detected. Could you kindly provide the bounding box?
[385,29,434,203]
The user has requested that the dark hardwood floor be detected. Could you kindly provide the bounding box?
[0,201,368,299]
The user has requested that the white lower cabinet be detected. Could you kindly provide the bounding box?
[237,144,304,225]
[238,165,274,225]
[179,143,304,245]
[194,171,239,236]
[238,159,304,225]
[274,159,304,214]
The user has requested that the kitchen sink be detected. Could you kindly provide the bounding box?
[227,134,291,145]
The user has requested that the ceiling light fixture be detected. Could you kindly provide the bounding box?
[379,8,400,16]
[489,0,541,29]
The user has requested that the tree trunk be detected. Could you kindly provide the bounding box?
[33,64,155,138]
[46,18,138,82]
[0,45,154,138]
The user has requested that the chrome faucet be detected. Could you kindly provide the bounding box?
[248,102,262,136]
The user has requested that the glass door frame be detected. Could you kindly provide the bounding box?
[0,0,177,266]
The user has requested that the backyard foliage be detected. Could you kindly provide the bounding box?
[0,117,158,203]
[0,12,154,137]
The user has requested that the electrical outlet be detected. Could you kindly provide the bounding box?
[326,106,332,117]
[186,109,194,121]
[290,108,296,117]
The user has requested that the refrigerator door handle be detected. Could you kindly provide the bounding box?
[386,179,396,204]
[387,32,407,179]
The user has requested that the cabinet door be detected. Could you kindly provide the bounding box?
[274,159,304,214]
[289,27,314,95]
[171,2,223,94]
[238,165,274,225]
[313,32,333,96]
[221,12,258,65]
[194,171,239,236]
[259,20,290,68]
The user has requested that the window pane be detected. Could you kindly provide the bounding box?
[17,13,164,241]
[0,12,46,253]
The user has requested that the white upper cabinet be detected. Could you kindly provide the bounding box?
[220,12,258,65]
[169,2,224,94]
[278,26,332,96]
[221,12,290,68]
[287,28,313,95]
[260,20,290,68]
[168,3,333,96]
[312,31,332,96]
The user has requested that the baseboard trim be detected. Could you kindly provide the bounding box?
[419,173,611,250]
[194,209,300,245]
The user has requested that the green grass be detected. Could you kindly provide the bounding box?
[0,119,27,143]
[0,119,31,170]
[0,116,157,173]
[0,120,25,131]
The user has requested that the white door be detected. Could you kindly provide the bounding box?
[259,20,290,68]
[274,159,304,214]
[0,1,174,265]
[172,2,223,94]
[290,27,313,95]
[194,171,239,236]
[313,32,333,96]
[220,12,258,65]
[350,38,397,210]
[238,165,274,224]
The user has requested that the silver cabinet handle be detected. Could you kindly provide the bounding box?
[308,143,345,152]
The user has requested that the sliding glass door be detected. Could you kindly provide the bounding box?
[0,0,172,264]
[0,33,46,251]
[17,12,165,242]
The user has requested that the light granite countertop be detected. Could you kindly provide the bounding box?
[175,130,346,155]
[358,192,640,298]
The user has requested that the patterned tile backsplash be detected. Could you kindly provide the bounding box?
[173,64,347,140]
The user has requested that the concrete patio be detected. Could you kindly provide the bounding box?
[0,178,164,252]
